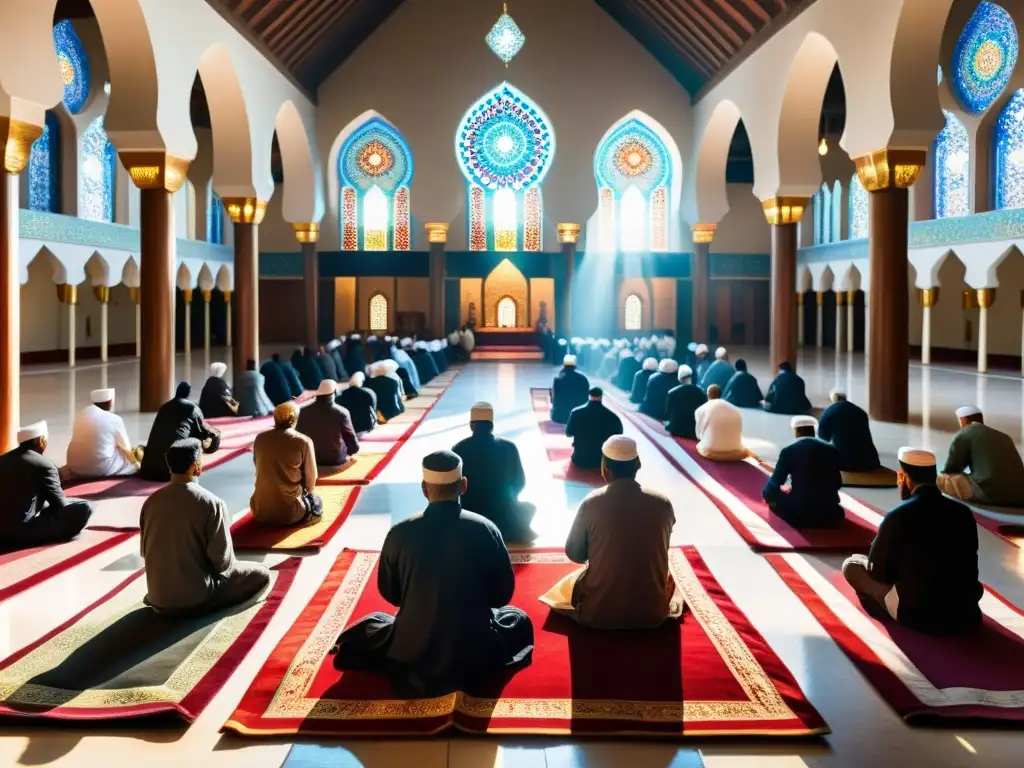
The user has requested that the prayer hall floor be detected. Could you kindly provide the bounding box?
[2,350,1024,765]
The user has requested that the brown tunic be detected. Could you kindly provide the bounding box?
[250,427,317,526]
[565,478,675,629]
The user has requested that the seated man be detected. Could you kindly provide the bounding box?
[298,379,360,469]
[700,347,735,393]
[453,402,532,541]
[614,348,641,392]
[551,354,590,425]
[393,339,421,393]
[0,421,92,549]
[326,339,349,382]
[665,365,707,440]
[629,357,658,405]
[342,334,367,378]
[274,352,305,399]
[139,382,221,482]
[65,388,139,480]
[338,372,378,434]
[198,362,238,418]
[317,345,339,382]
[938,406,1024,506]
[237,359,275,418]
[640,358,678,420]
[411,340,439,385]
[293,347,324,392]
[555,436,677,629]
[140,438,271,616]
[429,340,449,374]
[251,402,322,527]
[260,356,294,406]
[366,361,405,421]
[331,450,533,694]
[818,390,881,472]
[694,344,711,383]
[763,361,812,415]
[693,385,747,461]
[722,359,764,409]
[843,447,982,636]
[565,387,623,470]
[762,416,844,528]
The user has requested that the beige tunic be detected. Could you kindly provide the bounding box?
[250,427,317,526]
[565,479,675,629]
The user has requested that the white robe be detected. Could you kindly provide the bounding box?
[66,405,136,478]
[694,399,745,458]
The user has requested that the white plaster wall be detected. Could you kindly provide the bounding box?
[711,184,771,253]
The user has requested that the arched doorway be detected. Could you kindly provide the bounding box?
[497,296,517,327]
[483,258,528,328]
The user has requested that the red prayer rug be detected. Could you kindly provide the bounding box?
[231,485,362,552]
[970,510,1024,549]
[766,553,1024,724]
[0,558,298,723]
[223,547,827,738]
[0,529,136,602]
[529,388,604,488]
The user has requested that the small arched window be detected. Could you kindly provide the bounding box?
[28,112,61,213]
[497,296,517,327]
[369,293,388,331]
[624,294,643,331]
[80,114,116,223]
[934,110,970,218]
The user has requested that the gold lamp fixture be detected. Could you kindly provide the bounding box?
[818,137,829,157]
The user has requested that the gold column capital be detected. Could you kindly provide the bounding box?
[128,287,140,305]
[797,292,804,307]
[816,291,824,306]
[425,222,449,244]
[93,285,110,304]
[977,288,996,309]
[762,196,809,225]
[0,117,43,174]
[118,151,191,193]
[854,148,926,192]
[201,290,212,303]
[962,289,979,310]
[222,290,232,304]
[691,223,716,244]
[292,222,320,243]
[557,223,582,245]
[847,290,856,303]
[55,283,78,305]
[222,198,268,225]
[919,287,939,308]
[836,291,846,306]
[182,288,193,304]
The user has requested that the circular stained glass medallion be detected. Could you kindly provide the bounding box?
[616,141,653,177]
[338,117,412,193]
[358,140,394,177]
[53,20,90,115]
[594,118,670,194]
[951,2,1018,114]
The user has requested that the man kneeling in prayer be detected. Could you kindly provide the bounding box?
[551,354,590,424]
[338,371,377,434]
[251,402,322,527]
[565,387,623,470]
[818,390,881,473]
[665,365,706,440]
[139,382,221,482]
[544,436,679,629]
[141,438,271,616]
[298,379,360,470]
[693,385,748,461]
[843,448,982,636]
[331,450,533,694]
[65,388,141,481]
[198,362,239,418]
[938,406,1024,506]
[762,416,844,528]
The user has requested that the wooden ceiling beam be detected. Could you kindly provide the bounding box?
[621,1,717,77]
[736,0,772,24]
[260,0,328,42]
[280,0,364,67]
[659,1,735,62]
[688,0,745,46]
[232,0,262,17]
[671,1,739,55]
[248,0,288,29]
[637,0,727,68]
[705,0,756,35]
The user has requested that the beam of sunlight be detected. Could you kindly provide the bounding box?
[955,734,978,755]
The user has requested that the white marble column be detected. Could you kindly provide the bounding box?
[59,284,78,368]
[977,289,995,374]
[920,288,938,365]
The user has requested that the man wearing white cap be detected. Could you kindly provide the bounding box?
[640,357,679,420]
[65,388,140,480]
[297,380,360,469]
[665,364,707,440]
[365,361,405,421]
[843,447,982,636]
[0,421,92,548]
[700,347,735,394]
[551,354,590,425]
[693,385,748,461]
[337,371,378,434]
[762,415,844,528]
[938,406,1024,506]
[558,436,677,629]
[199,362,239,418]
[452,402,531,541]
[565,387,623,470]
[331,450,533,691]
[694,344,711,384]
[629,357,659,405]
[817,391,882,474]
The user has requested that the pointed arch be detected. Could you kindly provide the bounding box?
[995,88,1024,210]
[274,99,321,225]
[369,292,389,331]
[28,112,61,213]
[934,110,970,218]
[624,293,643,331]
[80,114,116,223]
[197,44,256,197]
[849,174,869,239]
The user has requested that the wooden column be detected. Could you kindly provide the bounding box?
[856,148,925,423]
[121,152,190,412]
[425,222,448,335]
[223,198,266,392]
[691,223,715,343]
[557,223,581,337]
[293,223,320,348]
[763,197,808,374]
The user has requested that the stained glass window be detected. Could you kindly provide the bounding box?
[812,190,822,245]
[338,117,413,251]
[369,293,388,331]
[935,110,971,218]
[831,180,842,241]
[624,294,642,331]
[951,2,1018,115]
[53,20,90,114]
[456,83,554,252]
[598,188,615,252]
[497,297,517,327]
[207,188,224,244]
[849,173,869,239]
[620,186,646,253]
[80,114,115,223]
[28,112,60,213]
[820,183,832,243]
[995,89,1024,209]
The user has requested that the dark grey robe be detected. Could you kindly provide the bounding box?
[818,399,880,472]
[0,447,92,549]
[237,370,274,418]
[139,398,221,481]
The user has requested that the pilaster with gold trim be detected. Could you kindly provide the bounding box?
[93,285,110,363]
[222,199,267,390]
[202,289,213,356]
[918,287,939,365]
[293,223,320,349]
[691,223,716,343]
[762,197,808,373]
[55,283,78,368]
[557,223,581,337]
[426,223,449,336]
[977,288,996,374]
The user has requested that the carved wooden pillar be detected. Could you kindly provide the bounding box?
[293,223,320,348]
[222,198,266,391]
[557,223,581,337]
[426,222,449,335]
[762,197,809,373]
[691,223,716,343]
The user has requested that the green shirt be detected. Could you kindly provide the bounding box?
[943,422,1024,505]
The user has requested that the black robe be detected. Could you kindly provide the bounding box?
[317,353,339,382]
[293,351,324,391]
[550,367,590,425]
[640,371,676,420]
[700,360,735,393]
[412,350,439,384]
[453,430,531,541]
[338,386,378,434]
[615,357,642,391]
[332,501,533,694]
[818,399,881,472]
[0,446,92,548]
[629,369,655,404]
[139,398,221,481]
[762,437,844,528]
[695,357,712,384]
[260,361,293,406]
[280,361,304,398]
[342,341,367,381]
[395,366,418,398]
[665,384,707,440]
[431,350,448,374]
[764,370,812,415]
[237,370,274,418]
[329,348,349,381]
[722,371,764,409]
[565,401,623,469]
[198,377,236,418]
[366,375,404,420]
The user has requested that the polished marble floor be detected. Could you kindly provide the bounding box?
[2,348,1024,766]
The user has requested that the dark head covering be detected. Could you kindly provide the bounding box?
[175,381,191,399]
[246,359,257,371]
[272,353,281,362]
[735,358,747,372]
[166,437,202,474]
[779,361,793,373]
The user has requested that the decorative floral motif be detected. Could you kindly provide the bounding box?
[848,174,868,239]
[80,115,115,223]
[369,293,388,331]
[485,7,526,65]
[469,185,487,251]
[342,187,358,250]
[393,187,410,250]
[357,140,394,178]
[523,187,541,251]
[28,113,60,213]
[650,186,667,252]
[53,20,90,114]
[339,118,412,194]
[951,2,1018,114]
[595,118,670,194]
[935,110,971,218]
[615,141,653,178]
